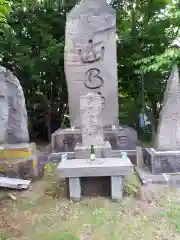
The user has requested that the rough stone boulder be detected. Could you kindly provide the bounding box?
[0,66,29,144]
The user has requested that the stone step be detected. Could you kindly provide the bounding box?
[136,167,180,187]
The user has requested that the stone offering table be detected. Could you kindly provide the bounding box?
[57,157,133,201]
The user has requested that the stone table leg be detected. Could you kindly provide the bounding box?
[69,177,81,201]
[111,176,123,201]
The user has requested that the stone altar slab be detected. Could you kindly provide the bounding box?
[57,157,133,201]
[57,157,133,178]
[64,0,119,127]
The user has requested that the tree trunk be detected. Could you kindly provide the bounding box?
[151,100,158,142]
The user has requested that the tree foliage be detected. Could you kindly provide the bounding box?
[0,0,11,26]
[0,0,78,140]
[114,0,180,138]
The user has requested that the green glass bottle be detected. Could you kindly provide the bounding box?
[90,145,95,161]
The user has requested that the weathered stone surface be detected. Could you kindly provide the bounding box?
[135,166,167,185]
[80,93,104,146]
[0,143,33,160]
[111,176,123,201]
[144,148,180,174]
[64,0,119,127]
[57,157,133,178]
[155,65,180,150]
[51,126,137,152]
[69,177,81,201]
[0,143,41,180]
[0,75,8,143]
[0,66,29,143]
[0,158,38,180]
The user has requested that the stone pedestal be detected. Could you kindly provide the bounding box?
[75,141,112,158]
[51,126,137,164]
[111,176,123,201]
[57,157,133,201]
[52,126,137,152]
[144,148,180,174]
[0,143,41,180]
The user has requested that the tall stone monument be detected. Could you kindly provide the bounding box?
[0,66,39,180]
[0,66,29,143]
[64,0,118,128]
[155,65,180,150]
[51,0,138,165]
[143,65,180,174]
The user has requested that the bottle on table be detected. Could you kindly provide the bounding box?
[90,145,95,161]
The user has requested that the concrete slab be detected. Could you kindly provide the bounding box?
[0,177,31,189]
[135,167,167,185]
[136,167,180,188]
[164,173,180,187]
[57,157,133,178]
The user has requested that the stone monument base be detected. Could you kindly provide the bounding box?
[51,126,137,164]
[136,166,180,188]
[144,148,180,174]
[57,157,133,201]
[0,143,42,180]
[75,141,112,158]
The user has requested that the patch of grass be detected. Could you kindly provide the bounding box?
[0,190,9,201]
[45,179,68,199]
[49,231,79,240]
[1,174,180,240]
[124,170,140,197]
[11,198,38,211]
[0,232,10,240]
[161,203,180,233]
[25,230,79,240]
